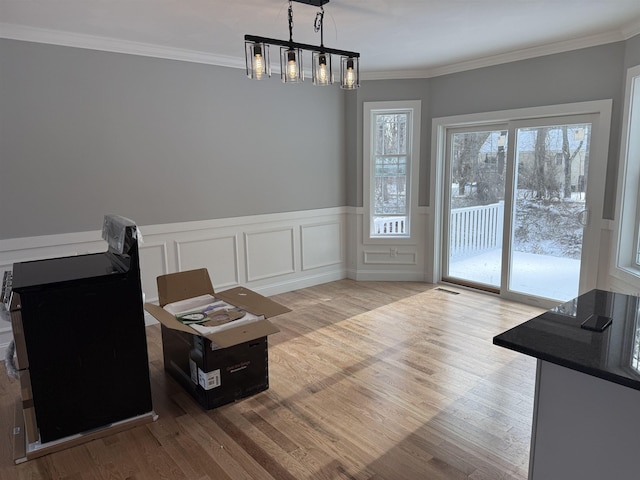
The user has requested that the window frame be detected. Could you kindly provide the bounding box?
[430,100,611,294]
[613,64,640,283]
[363,100,421,242]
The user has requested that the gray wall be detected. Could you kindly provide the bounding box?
[2,35,639,239]
[625,33,640,67]
[349,41,632,218]
[430,42,627,219]
[0,40,347,239]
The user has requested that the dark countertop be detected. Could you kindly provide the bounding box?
[493,289,640,391]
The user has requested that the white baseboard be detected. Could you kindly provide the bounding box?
[351,270,428,282]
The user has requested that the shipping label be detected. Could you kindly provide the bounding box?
[198,368,221,390]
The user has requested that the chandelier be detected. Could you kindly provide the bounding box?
[244,0,360,89]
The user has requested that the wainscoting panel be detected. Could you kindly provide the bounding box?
[244,228,295,282]
[349,206,429,282]
[0,208,349,358]
[138,241,169,303]
[364,250,417,265]
[301,221,343,271]
[175,235,239,290]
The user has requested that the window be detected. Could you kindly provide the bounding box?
[613,65,640,282]
[364,101,421,239]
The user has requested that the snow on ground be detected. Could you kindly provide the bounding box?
[449,248,579,301]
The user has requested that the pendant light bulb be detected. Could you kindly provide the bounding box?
[340,56,359,89]
[345,59,355,88]
[281,47,302,83]
[245,42,270,80]
[312,51,332,86]
[287,50,298,80]
[318,55,328,83]
[254,46,264,80]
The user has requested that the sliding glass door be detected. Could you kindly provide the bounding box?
[444,126,507,291]
[442,115,597,304]
[508,121,592,300]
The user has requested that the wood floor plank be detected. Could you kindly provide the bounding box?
[1,280,544,479]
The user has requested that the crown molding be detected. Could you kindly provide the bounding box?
[2,20,639,81]
[362,26,638,81]
[621,19,640,39]
[0,23,246,69]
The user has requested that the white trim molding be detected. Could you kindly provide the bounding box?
[610,64,640,294]
[3,21,639,81]
[430,100,613,305]
[0,208,351,358]
[0,23,245,69]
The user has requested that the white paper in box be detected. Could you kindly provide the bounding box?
[163,294,266,338]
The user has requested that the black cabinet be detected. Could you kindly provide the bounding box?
[11,217,153,443]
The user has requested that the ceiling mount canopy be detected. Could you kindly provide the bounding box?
[244,0,360,89]
[294,0,329,6]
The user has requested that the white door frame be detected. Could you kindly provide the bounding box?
[429,100,612,307]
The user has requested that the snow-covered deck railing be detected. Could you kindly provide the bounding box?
[373,216,406,235]
[450,202,504,257]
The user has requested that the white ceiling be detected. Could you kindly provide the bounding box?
[2,0,640,79]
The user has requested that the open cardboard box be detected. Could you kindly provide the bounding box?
[144,268,290,348]
[144,268,290,409]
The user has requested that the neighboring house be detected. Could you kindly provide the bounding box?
[470,128,589,199]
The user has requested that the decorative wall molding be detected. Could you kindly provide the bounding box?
[244,228,296,283]
[363,250,417,265]
[350,206,429,283]
[3,21,638,81]
[364,28,635,80]
[138,241,169,286]
[0,208,352,359]
[301,221,343,271]
[0,23,245,69]
[0,203,622,361]
[175,234,240,290]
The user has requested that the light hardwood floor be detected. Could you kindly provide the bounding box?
[0,280,544,479]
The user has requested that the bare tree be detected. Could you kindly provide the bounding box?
[561,126,584,199]
[533,127,549,199]
[453,132,490,195]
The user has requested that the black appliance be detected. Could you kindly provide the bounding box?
[11,215,153,443]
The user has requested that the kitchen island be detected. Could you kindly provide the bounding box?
[494,289,640,480]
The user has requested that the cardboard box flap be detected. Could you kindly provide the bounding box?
[145,302,196,336]
[157,268,214,306]
[216,287,291,317]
